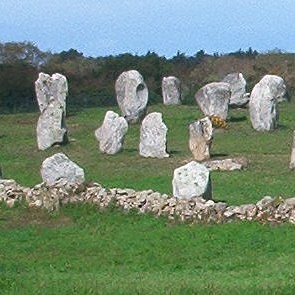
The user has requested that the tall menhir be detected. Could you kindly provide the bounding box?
[35,72,68,150]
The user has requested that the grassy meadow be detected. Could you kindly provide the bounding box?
[1,101,295,294]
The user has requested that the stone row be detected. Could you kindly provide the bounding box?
[1,179,295,225]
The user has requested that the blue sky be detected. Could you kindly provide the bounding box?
[1,0,295,57]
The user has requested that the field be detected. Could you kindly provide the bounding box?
[1,101,295,294]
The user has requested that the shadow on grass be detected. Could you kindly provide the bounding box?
[228,115,247,123]
[124,148,138,153]
[277,124,289,130]
[211,153,229,157]
[169,150,182,155]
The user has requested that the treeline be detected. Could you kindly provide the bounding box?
[0,42,295,113]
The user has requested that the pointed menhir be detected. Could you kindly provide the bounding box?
[35,72,68,150]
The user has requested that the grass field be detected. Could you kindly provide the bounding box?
[1,101,295,294]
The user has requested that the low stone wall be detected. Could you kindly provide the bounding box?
[1,179,295,225]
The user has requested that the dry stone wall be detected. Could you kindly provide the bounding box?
[1,179,295,225]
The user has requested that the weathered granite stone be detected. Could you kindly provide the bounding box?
[35,72,68,114]
[162,76,181,105]
[139,112,169,158]
[261,75,287,102]
[172,161,212,199]
[290,130,295,170]
[35,72,68,150]
[41,153,85,185]
[249,75,287,131]
[195,82,230,120]
[95,111,128,154]
[203,157,248,171]
[36,98,68,150]
[115,70,148,123]
[189,117,213,161]
[222,73,249,107]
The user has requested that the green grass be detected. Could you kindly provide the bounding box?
[1,102,295,293]
[1,203,295,294]
[1,102,295,204]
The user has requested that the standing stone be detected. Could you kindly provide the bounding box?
[249,75,286,131]
[41,153,85,185]
[36,98,68,150]
[35,72,68,150]
[115,70,148,123]
[189,117,213,161]
[290,130,295,170]
[95,111,128,155]
[195,82,230,120]
[261,75,287,102]
[139,112,169,158]
[162,76,181,105]
[172,161,212,199]
[35,72,68,114]
[222,73,249,107]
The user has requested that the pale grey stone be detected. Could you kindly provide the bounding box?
[35,72,68,114]
[41,153,84,185]
[95,111,128,155]
[139,112,169,158]
[162,76,181,105]
[203,157,248,171]
[222,73,249,107]
[35,72,68,150]
[249,75,287,131]
[115,70,148,123]
[256,196,273,210]
[189,117,213,161]
[285,197,295,207]
[195,82,230,120]
[36,98,68,150]
[261,75,287,102]
[172,161,212,200]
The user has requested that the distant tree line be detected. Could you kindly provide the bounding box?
[0,41,294,113]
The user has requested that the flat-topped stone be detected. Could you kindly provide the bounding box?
[172,161,212,200]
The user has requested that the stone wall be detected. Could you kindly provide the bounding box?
[1,179,295,225]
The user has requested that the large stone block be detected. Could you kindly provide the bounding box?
[95,111,128,154]
[189,117,213,161]
[162,76,181,105]
[41,153,85,185]
[195,82,230,120]
[115,70,148,123]
[222,73,249,107]
[249,75,286,131]
[172,161,212,199]
[139,112,169,158]
[35,72,68,150]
